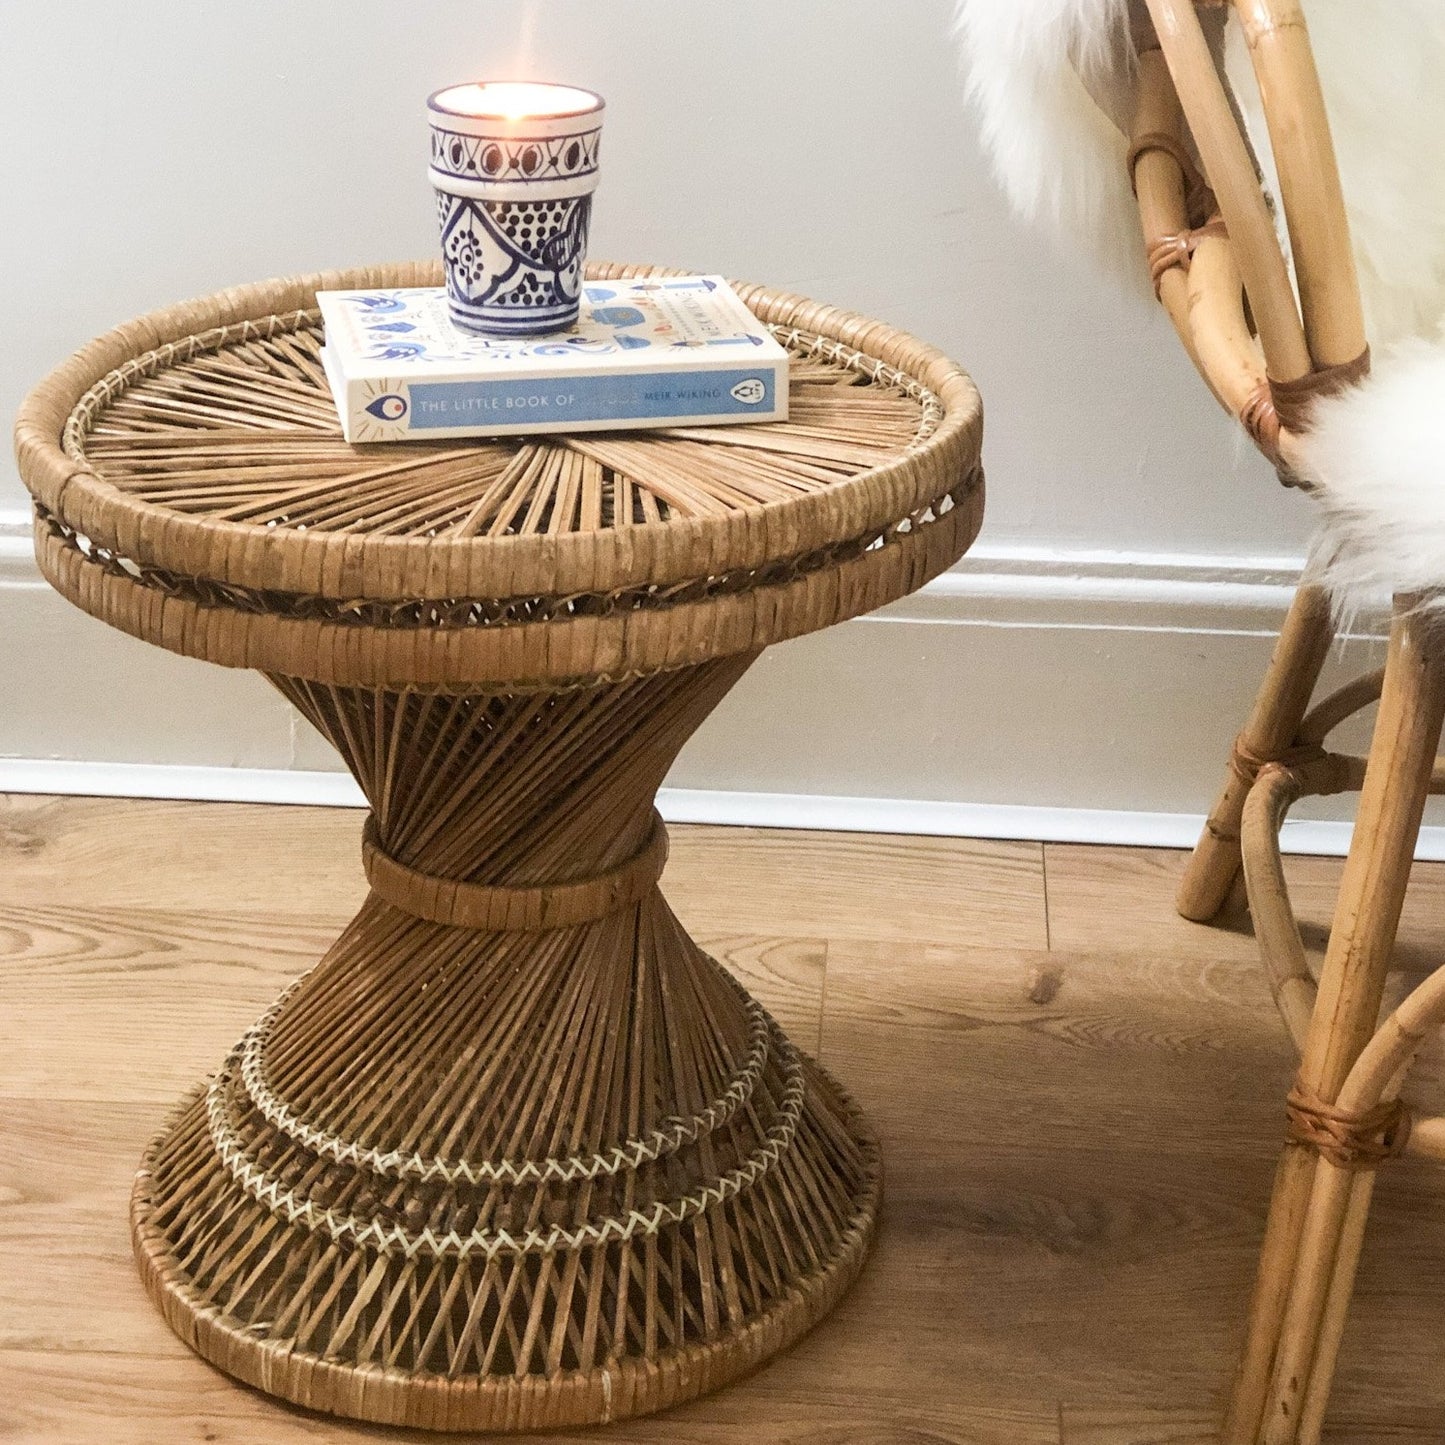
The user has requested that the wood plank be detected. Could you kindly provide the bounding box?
[0,1349,336,1445]
[1061,1407,1215,1444]
[1044,845,1259,962]
[1042,840,1445,1112]
[819,935,1445,1432]
[1062,1404,1445,1444]
[819,938,1294,1160]
[691,930,826,1053]
[1044,842,1445,973]
[0,1348,1060,1444]
[0,1098,180,1355]
[0,793,367,916]
[665,825,1047,949]
[814,946,1275,1412]
[0,904,336,1102]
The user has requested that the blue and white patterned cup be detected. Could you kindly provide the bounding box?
[427,81,604,337]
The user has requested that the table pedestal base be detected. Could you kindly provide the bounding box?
[128,660,880,1431]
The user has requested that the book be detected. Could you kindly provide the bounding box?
[317,276,790,443]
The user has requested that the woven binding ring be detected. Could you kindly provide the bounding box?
[1241,383,1285,469]
[1227,735,1327,790]
[229,966,775,1188]
[362,809,669,930]
[205,1017,808,1261]
[1286,1083,1413,1171]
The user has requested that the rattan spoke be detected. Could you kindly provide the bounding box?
[63,320,934,537]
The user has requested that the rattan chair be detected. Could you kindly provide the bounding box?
[959,2,1445,1440]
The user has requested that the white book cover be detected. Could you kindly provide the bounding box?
[317,276,790,443]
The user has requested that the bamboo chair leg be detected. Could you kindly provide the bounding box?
[1260,1157,1380,1445]
[1292,1142,1385,1445]
[1224,1148,1318,1445]
[1179,584,1334,923]
[1223,602,1445,1445]
[1298,967,1445,1442]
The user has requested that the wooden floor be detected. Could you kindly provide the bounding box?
[5,793,1445,1444]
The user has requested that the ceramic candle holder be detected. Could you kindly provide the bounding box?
[427,81,605,337]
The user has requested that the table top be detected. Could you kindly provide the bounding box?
[16,262,983,688]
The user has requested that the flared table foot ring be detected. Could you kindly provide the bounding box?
[130,1059,879,1432]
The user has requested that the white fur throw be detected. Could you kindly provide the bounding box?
[956,0,1445,604]
[954,0,1139,290]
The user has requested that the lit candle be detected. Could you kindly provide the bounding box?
[428,80,605,337]
[430,81,604,123]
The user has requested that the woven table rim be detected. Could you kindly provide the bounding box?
[14,260,984,604]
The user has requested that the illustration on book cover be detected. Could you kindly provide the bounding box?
[330,278,769,364]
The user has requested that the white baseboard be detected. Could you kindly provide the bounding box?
[3,505,1425,859]
[0,509,37,570]
[5,756,1441,860]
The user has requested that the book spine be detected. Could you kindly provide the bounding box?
[345,362,786,442]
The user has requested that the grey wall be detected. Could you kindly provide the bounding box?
[0,0,1308,561]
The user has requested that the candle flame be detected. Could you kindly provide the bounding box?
[433,81,601,122]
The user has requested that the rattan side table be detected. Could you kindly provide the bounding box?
[14,260,984,1432]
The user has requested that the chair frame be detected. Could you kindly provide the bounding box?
[1126,3,1445,1441]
